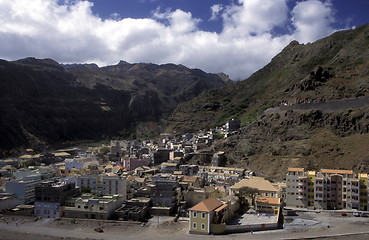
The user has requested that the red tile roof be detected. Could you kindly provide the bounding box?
[189,198,223,212]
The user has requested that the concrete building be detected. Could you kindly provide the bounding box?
[64,194,124,220]
[153,149,171,166]
[5,174,42,204]
[150,174,179,209]
[0,193,23,212]
[34,179,80,218]
[65,158,84,170]
[286,168,368,210]
[122,158,149,171]
[78,175,127,199]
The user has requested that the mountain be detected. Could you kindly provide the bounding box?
[0,58,228,156]
[167,23,369,179]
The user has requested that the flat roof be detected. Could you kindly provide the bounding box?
[288,168,304,172]
[321,169,353,174]
[256,197,280,205]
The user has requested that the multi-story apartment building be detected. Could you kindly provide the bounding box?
[5,174,42,204]
[150,174,179,209]
[286,168,369,210]
[34,179,80,218]
[78,174,127,199]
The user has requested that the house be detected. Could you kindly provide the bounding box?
[255,197,281,215]
[160,162,179,174]
[189,197,228,235]
[230,177,279,198]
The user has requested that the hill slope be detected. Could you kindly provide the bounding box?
[167,23,369,179]
[0,58,227,155]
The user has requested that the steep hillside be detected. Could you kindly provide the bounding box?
[167,23,369,179]
[168,24,369,132]
[0,58,227,156]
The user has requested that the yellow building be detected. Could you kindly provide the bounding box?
[189,198,227,235]
[359,173,368,211]
[256,197,281,215]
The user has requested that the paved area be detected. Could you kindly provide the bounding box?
[1,211,369,240]
[229,212,278,225]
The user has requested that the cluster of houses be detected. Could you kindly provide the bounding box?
[0,125,286,235]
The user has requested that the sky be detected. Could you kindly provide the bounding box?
[0,0,368,80]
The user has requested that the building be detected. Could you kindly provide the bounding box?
[5,174,42,204]
[78,175,127,199]
[0,193,23,212]
[255,197,281,215]
[122,158,149,171]
[153,149,171,166]
[65,158,84,170]
[286,168,368,210]
[189,197,228,235]
[169,151,184,161]
[160,162,179,174]
[230,177,280,198]
[211,152,226,167]
[34,179,80,218]
[198,166,245,182]
[64,194,124,220]
[225,119,241,132]
[150,174,179,210]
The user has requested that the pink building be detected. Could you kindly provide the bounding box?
[122,158,149,171]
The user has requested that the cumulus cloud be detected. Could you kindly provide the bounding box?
[292,0,335,43]
[0,0,339,80]
[210,4,223,21]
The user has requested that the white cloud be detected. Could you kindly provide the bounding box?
[210,4,223,21]
[0,0,339,80]
[292,0,335,43]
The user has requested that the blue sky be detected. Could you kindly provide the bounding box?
[0,0,368,80]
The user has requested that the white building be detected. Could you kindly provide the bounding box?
[5,174,42,204]
[78,175,127,199]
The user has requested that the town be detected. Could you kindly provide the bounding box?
[0,119,368,238]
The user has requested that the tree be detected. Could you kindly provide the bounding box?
[236,186,259,209]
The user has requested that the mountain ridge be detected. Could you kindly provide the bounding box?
[0,58,228,156]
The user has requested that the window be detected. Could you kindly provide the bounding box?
[193,212,197,218]
[201,223,206,230]
[193,222,197,229]
[201,212,206,219]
